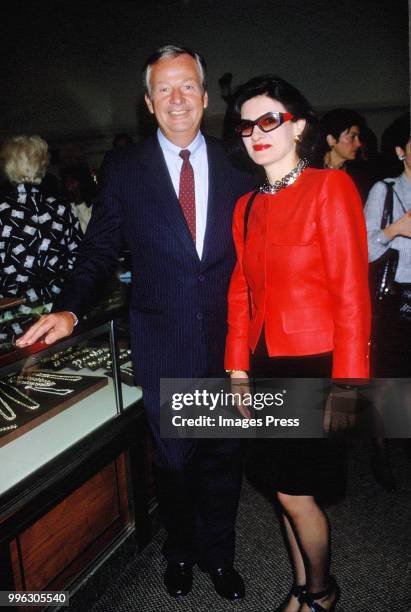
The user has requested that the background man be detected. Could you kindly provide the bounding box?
[17,45,255,600]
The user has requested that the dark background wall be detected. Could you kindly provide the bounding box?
[1,0,408,166]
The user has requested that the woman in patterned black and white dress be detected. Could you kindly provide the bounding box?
[0,135,82,344]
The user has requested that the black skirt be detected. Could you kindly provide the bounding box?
[247,332,346,500]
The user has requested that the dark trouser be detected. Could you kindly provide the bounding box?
[143,388,243,569]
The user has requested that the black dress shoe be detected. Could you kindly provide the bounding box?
[164,562,193,597]
[206,567,245,600]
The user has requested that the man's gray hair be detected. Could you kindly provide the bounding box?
[142,45,207,97]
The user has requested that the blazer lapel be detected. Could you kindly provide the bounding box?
[140,137,199,259]
[201,137,232,264]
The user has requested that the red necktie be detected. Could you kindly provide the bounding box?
[179,149,196,242]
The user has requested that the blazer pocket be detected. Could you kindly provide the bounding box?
[271,221,316,245]
[282,306,333,334]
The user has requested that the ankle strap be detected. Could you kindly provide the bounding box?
[290,584,306,602]
[304,576,337,607]
[304,598,327,612]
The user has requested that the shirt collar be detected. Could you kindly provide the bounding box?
[399,172,411,190]
[157,129,205,159]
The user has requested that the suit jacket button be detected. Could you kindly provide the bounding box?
[196,312,203,320]
[198,274,205,282]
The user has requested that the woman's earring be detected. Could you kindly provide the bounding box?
[294,134,302,144]
[398,154,405,161]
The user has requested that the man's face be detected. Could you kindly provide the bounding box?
[145,54,208,147]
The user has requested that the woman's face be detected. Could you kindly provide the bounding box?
[240,95,305,175]
[328,125,361,162]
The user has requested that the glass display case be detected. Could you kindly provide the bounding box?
[0,320,142,496]
[0,315,154,606]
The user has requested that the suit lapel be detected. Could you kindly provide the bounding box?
[140,137,199,259]
[201,137,231,264]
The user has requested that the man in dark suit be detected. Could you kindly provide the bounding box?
[17,45,255,600]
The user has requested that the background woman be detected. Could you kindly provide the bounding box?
[365,115,411,375]
[318,108,364,170]
[225,76,370,611]
[364,115,411,487]
[0,135,81,344]
[314,108,377,204]
[60,163,96,234]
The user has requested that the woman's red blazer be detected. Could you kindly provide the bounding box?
[225,168,371,379]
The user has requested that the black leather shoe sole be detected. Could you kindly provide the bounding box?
[164,563,193,598]
[206,567,245,600]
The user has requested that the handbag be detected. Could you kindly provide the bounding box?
[369,181,399,312]
[397,282,411,321]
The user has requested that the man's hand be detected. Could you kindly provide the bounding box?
[15,312,77,347]
[230,370,251,419]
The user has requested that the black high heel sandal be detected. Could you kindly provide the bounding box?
[275,584,306,611]
[303,577,340,611]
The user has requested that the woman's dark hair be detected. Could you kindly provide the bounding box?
[320,108,366,143]
[311,108,366,165]
[381,112,410,176]
[225,75,318,168]
[382,112,410,151]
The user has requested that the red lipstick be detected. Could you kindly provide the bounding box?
[253,144,271,151]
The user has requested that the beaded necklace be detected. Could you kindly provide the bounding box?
[259,158,308,194]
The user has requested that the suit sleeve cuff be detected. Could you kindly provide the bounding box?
[68,311,79,326]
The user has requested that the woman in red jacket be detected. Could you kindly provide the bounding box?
[225,76,370,612]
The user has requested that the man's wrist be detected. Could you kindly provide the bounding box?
[67,311,78,327]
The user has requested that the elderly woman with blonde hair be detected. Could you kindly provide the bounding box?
[0,135,81,344]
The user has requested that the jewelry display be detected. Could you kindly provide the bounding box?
[0,423,18,433]
[105,362,136,388]
[259,158,308,194]
[121,365,134,376]
[24,386,73,396]
[0,395,17,421]
[10,372,82,388]
[5,371,82,400]
[0,380,40,410]
[40,346,91,370]
[9,376,56,388]
[29,372,82,382]
[43,346,132,372]
[0,336,112,442]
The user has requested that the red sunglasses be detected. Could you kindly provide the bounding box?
[236,111,294,137]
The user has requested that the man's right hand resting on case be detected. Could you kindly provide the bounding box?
[15,312,77,347]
